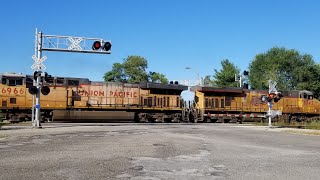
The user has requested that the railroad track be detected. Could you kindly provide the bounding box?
[278,125,307,129]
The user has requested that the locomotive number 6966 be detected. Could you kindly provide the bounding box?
[1,87,25,95]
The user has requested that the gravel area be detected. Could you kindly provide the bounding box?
[0,123,319,180]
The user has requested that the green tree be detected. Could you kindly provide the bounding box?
[203,75,213,86]
[103,55,168,84]
[103,63,126,82]
[122,56,148,83]
[248,47,320,98]
[213,59,240,87]
[149,72,168,84]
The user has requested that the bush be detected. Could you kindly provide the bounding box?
[0,122,4,129]
[306,121,320,130]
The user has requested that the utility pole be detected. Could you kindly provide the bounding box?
[185,67,201,85]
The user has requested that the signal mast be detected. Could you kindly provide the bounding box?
[31,29,112,128]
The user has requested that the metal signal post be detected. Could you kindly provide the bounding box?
[260,80,283,128]
[268,80,276,127]
[31,29,112,128]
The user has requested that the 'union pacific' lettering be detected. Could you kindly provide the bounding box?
[110,91,138,98]
[78,90,105,97]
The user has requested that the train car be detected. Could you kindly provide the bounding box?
[0,73,31,122]
[189,85,320,123]
[0,73,188,123]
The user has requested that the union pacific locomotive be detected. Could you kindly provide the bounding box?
[190,86,320,123]
[0,73,188,123]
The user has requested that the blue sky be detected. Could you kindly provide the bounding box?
[1,0,320,84]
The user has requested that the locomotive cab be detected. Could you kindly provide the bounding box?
[0,73,26,108]
[0,73,28,122]
[190,86,247,123]
[299,90,320,115]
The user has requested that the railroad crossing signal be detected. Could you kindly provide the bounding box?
[68,37,83,51]
[31,55,47,71]
[39,33,112,54]
[260,80,283,103]
[268,80,277,94]
[266,79,283,128]
[262,92,283,103]
[31,29,112,128]
[28,71,51,96]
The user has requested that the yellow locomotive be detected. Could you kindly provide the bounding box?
[190,86,320,123]
[0,73,188,123]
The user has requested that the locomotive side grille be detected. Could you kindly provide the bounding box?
[2,100,7,107]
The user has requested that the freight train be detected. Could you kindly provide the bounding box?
[1,72,320,123]
[0,73,188,123]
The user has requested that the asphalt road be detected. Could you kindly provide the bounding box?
[0,123,319,180]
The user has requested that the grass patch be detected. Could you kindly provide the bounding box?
[0,121,11,127]
[306,121,320,130]
[0,116,7,128]
[253,121,268,126]
[0,112,3,122]
[5,121,31,126]
[251,120,320,130]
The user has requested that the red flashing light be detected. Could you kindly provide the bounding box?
[268,93,275,98]
[92,41,101,50]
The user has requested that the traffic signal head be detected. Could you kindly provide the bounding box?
[243,70,249,76]
[273,92,283,103]
[33,71,41,80]
[267,93,275,102]
[103,42,112,51]
[92,41,111,51]
[41,86,50,95]
[28,86,38,95]
[92,41,101,50]
[41,72,49,82]
[44,74,52,82]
